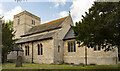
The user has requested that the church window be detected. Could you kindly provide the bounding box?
[27,46,29,55]
[58,45,60,52]
[67,41,76,52]
[74,41,76,52]
[25,46,27,56]
[32,20,34,25]
[38,44,40,55]
[94,45,101,51]
[25,45,29,56]
[71,43,73,52]
[32,20,35,25]
[40,44,43,55]
[38,43,43,55]
[98,46,101,51]
[94,46,97,51]
[68,42,70,52]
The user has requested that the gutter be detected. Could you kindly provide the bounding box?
[21,27,61,37]
[16,37,53,44]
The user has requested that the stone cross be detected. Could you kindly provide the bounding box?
[69,11,71,16]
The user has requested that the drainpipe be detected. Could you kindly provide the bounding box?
[32,42,34,63]
[85,46,87,65]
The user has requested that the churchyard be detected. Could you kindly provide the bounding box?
[2,62,119,69]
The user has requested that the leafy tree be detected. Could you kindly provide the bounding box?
[2,20,15,63]
[72,2,120,59]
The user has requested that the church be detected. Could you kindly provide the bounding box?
[7,10,118,65]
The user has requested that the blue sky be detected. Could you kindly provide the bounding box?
[0,0,94,24]
[1,2,72,23]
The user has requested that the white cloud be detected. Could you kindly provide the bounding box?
[0,3,4,16]
[61,0,66,5]
[54,3,60,8]
[0,3,22,22]
[3,6,22,22]
[54,0,66,8]
[58,11,68,17]
[70,0,95,23]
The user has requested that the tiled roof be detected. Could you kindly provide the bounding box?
[63,27,76,40]
[16,32,56,44]
[12,46,23,51]
[21,16,68,37]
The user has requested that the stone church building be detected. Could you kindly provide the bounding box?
[7,10,118,65]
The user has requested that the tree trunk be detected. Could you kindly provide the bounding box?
[2,54,7,63]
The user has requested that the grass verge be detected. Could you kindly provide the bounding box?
[2,63,119,69]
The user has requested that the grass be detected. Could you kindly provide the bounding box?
[2,62,119,69]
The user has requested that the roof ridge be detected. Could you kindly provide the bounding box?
[36,16,69,27]
[22,16,69,37]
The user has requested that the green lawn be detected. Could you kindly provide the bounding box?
[2,62,119,69]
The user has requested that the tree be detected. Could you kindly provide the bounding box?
[2,20,15,63]
[72,2,120,62]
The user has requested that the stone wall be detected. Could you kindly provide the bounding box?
[53,39,64,64]
[13,14,26,39]
[21,42,32,63]
[21,39,54,64]
[13,11,40,39]
[53,15,74,64]
[64,39,118,65]
[24,14,40,33]
[33,39,54,64]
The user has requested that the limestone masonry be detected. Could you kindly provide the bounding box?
[7,10,118,65]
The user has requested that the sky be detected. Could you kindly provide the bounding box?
[0,0,95,24]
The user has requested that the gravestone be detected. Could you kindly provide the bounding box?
[15,56,22,67]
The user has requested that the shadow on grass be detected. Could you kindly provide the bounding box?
[2,62,119,71]
[1,69,119,71]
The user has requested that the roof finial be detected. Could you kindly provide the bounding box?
[69,11,71,16]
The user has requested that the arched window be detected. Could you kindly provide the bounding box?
[32,20,35,25]
[98,46,101,51]
[94,45,101,51]
[94,46,97,51]
[40,44,43,55]
[25,45,29,56]
[58,45,60,52]
[38,43,43,55]
[28,46,29,55]
[25,46,27,56]
[38,44,40,55]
